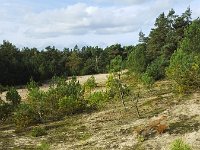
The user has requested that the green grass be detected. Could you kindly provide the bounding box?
[170,139,192,150]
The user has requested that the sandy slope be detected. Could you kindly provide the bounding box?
[1,91,200,150]
[1,75,200,149]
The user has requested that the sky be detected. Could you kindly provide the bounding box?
[0,0,199,49]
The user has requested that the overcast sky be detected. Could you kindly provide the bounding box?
[0,0,199,49]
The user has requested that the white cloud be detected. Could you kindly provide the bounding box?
[0,0,199,49]
[23,3,153,38]
[94,0,149,5]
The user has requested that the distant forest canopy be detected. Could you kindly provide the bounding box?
[0,7,199,86]
[0,41,129,86]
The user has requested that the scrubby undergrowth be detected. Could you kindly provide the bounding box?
[0,76,200,150]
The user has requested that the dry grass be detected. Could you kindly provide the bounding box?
[1,75,200,149]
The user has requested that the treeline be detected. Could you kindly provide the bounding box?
[127,8,200,92]
[127,8,192,80]
[0,42,129,86]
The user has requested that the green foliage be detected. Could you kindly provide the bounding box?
[145,56,168,81]
[106,74,119,99]
[166,18,200,93]
[84,76,97,92]
[180,19,200,53]
[141,73,155,87]
[37,141,50,150]
[170,139,192,150]
[106,74,129,101]
[86,92,105,110]
[0,41,111,86]
[146,12,170,61]
[27,78,39,91]
[110,55,123,79]
[0,8,194,86]
[6,87,21,106]
[56,77,86,114]
[110,55,123,72]
[58,96,85,115]
[31,127,47,137]
[68,51,82,75]
[27,87,47,121]
[12,77,88,128]
[14,104,40,129]
[127,44,147,74]
[166,49,200,93]
[0,103,13,121]
[59,77,84,102]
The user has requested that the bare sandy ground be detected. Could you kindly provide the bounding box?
[0,73,109,101]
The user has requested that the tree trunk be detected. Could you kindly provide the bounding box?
[131,93,140,118]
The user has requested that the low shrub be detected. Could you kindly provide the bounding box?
[170,139,192,150]
[6,87,21,106]
[105,74,130,108]
[83,75,97,93]
[14,104,40,129]
[0,103,13,121]
[105,74,118,99]
[27,87,47,121]
[141,73,155,87]
[58,96,86,114]
[55,77,86,115]
[31,127,47,137]
[27,78,39,91]
[87,91,105,110]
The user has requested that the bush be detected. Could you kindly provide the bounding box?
[14,104,40,129]
[87,92,105,110]
[166,49,200,93]
[31,127,47,137]
[27,78,39,91]
[141,73,155,87]
[6,87,21,106]
[84,75,97,93]
[170,139,192,150]
[27,87,47,121]
[105,74,130,102]
[106,74,119,99]
[57,77,86,115]
[0,103,13,121]
[58,96,86,114]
